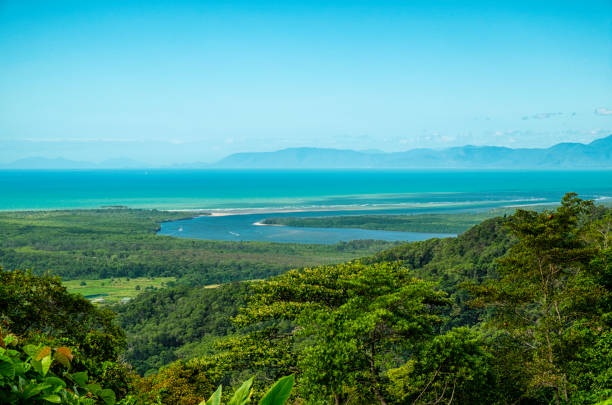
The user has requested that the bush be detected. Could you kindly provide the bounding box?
[0,331,116,404]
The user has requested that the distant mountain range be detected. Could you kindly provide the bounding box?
[3,135,611,169]
[1,157,146,169]
[212,135,612,169]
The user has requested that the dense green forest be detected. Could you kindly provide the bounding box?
[114,282,251,374]
[0,209,395,284]
[261,209,516,233]
[116,214,513,375]
[1,194,610,404]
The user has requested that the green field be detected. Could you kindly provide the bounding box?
[64,276,177,304]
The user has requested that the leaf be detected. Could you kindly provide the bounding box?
[23,345,38,358]
[3,334,17,346]
[205,385,222,405]
[24,382,51,398]
[44,376,66,388]
[228,377,254,405]
[86,383,102,395]
[71,371,89,388]
[53,347,73,368]
[41,394,62,403]
[0,361,15,379]
[35,346,52,361]
[258,375,294,405]
[40,354,52,376]
[31,359,43,374]
[99,388,116,405]
[54,347,73,368]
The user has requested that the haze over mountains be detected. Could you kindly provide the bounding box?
[213,135,612,169]
[3,135,611,169]
[1,157,146,170]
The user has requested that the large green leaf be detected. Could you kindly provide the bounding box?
[23,382,51,398]
[31,359,43,375]
[22,345,38,358]
[258,375,294,405]
[0,361,15,379]
[99,388,116,405]
[40,354,52,376]
[71,371,89,388]
[205,385,222,405]
[44,376,67,389]
[228,377,254,405]
[41,394,62,403]
[86,383,102,395]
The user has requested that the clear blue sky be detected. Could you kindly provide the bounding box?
[1,0,611,165]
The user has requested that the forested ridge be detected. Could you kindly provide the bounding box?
[1,194,610,404]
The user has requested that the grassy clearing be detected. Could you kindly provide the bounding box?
[64,276,176,305]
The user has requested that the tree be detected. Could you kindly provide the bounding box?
[0,267,125,361]
[237,262,450,404]
[0,268,130,400]
[0,331,116,405]
[386,327,495,405]
[468,193,611,404]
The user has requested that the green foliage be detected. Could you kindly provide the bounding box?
[0,334,116,404]
[0,209,395,284]
[386,327,495,404]
[236,262,450,403]
[0,267,126,364]
[364,216,515,328]
[0,268,137,402]
[469,193,612,404]
[113,282,250,374]
[227,377,253,405]
[2,194,610,404]
[199,375,294,405]
[204,385,222,405]
[143,359,217,405]
[261,209,515,234]
[257,375,294,405]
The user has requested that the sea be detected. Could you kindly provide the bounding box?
[1,169,611,244]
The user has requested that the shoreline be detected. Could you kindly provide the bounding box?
[163,198,554,217]
[252,220,283,226]
[2,196,603,215]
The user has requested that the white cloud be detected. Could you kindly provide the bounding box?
[20,138,141,143]
[595,108,612,116]
[521,112,564,120]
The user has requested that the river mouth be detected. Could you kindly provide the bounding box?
[158,209,456,244]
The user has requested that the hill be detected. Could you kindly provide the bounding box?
[212,135,612,169]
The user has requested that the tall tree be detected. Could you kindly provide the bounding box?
[469,193,610,403]
[237,262,450,404]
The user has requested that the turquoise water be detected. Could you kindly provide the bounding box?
[159,211,455,244]
[2,169,611,244]
[1,169,611,211]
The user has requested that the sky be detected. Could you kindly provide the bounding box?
[1,0,611,165]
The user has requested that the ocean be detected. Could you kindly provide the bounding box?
[2,169,611,211]
[2,169,611,243]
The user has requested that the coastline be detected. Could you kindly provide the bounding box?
[163,197,555,218]
[252,220,282,226]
